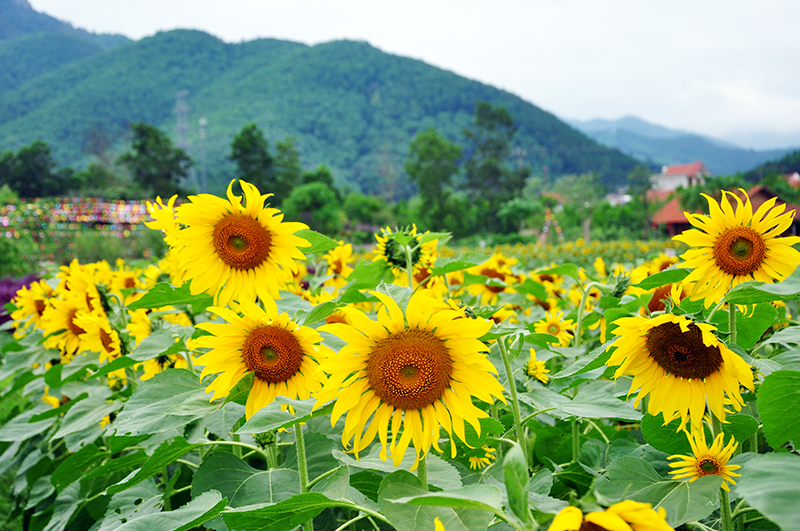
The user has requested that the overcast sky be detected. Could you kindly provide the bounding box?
[28,0,800,149]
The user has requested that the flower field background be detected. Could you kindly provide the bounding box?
[1,182,799,531]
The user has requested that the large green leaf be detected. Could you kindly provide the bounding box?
[757,370,800,449]
[221,492,346,531]
[558,391,642,421]
[503,444,531,524]
[641,414,693,455]
[50,443,103,490]
[282,430,340,481]
[333,446,462,491]
[430,253,489,276]
[735,453,800,531]
[111,490,227,531]
[127,282,212,313]
[551,341,613,379]
[761,326,800,346]
[98,483,162,531]
[192,452,300,507]
[42,482,82,531]
[295,229,339,255]
[112,369,221,436]
[736,303,778,350]
[378,471,495,531]
[108,437,203,495]
[236,396,334,434]
[129,329,183,362]
[344,260,395,291]
[0,405,57,442]
[632,268,689,290]
[54,395,121,439]
[595,456,722,526]
[535,264,579,282]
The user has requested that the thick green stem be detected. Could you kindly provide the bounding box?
[404,243,415,288]
[498,338,528,468]
[417,453,428,491]
[729,305,737,346]
[571,416,580,462]
[712,415,734,531]
[295,425,313,531]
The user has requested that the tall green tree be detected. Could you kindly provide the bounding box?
[462,101,530,232]
[117,122,192,197]
[553,173,606,242]
[273,136,303,201]
[229,123,277,196]
[404,127,462,231]
[0,141,78,198]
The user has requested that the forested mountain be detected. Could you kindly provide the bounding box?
[0,29,640,196]
[742,149,800,182]
[0,0,128,49]
[568,116,795,177]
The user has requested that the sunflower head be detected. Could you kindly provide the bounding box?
[316,289,505,468]
[674,189,800,308]
[373,225,437,282]
[195,298,328,419]
[668,428,741,491]
[534,310,575,347]
[547,501,673,531]
[156,180,309,307]
[526,348,550,384]
[606,314,754,431]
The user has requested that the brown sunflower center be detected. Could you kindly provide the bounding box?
[34,299,46,316]
[480,268,506,293]
[547,323,560,335]
[68,310,86,336]
[213,214,272,270]
[645,321,723,379]
[241,325,304,383]
[367,328,452,410]
[698,457,721,475]
[712,226,766,276]
[99,328,114,353]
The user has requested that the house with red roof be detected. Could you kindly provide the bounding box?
[652,184,800,237]
[651,162,710,191]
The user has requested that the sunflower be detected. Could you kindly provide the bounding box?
[674,190,800,308]
[526,349,550,383]
[10,279,54,333]
[534,310,575,347]
[323,242,354,289]
[606,314,754,431]
[466,253,518,304]
[147,180,309,307]
[467,445,497,470]
[195,298,328,419]
[373,225,437,283]
[668,428,741,491]
[315,290,506,469]
[139,355,189,381]
[547,501,673,531]
[39,293,91,361]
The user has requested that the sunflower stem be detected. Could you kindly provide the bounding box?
[712,415,735,531]
[417,453,428,491]
[728,304,737,346]
[498,338,528,469]
[295,424,314,531]
[404,242,415,288]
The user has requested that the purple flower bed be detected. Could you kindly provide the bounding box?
[0,275,39,325]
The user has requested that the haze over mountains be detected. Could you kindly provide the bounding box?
[0,0,795,197]
[567,116,796,177]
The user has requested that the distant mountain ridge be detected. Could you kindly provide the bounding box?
[567,116,796,176]
[0,0,129,49]
[0,25,640,196]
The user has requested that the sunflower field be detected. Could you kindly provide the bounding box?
[1,181,799,531]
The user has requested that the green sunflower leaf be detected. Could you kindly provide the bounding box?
[595,456,723,527]
[301,300,344,326]
[236,396,334,434]
[632,268,689,290]
[221,493,349,531]
[503,443,532,523]
[295,229,339,255]
[757,370,800,449]
[430,253,489,276]
[735,453,800,531]
[108,437,204,496]
[418,232,451,246]
[103,490,226,531]
[535,263,580,282]
[127,282,212,313]
[379,471,496,531]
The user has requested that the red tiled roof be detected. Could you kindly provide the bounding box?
[646,189,673,203]
[652,185,800,225]
[662,161,708,177]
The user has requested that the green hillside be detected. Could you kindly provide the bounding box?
[742,149,800,181]
[0,29,639,196]
[0,32,105,93]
